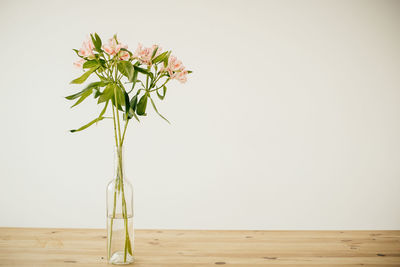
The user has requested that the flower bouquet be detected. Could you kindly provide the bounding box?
[66,33,191,264]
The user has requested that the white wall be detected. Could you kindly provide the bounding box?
[0,0,399,230]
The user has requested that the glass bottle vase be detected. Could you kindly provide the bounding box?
[107,146,134,264]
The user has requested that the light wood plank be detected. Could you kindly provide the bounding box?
[0,228,399,266]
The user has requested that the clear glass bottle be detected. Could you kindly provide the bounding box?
[107,146,134,264]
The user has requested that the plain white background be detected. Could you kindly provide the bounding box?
[0,0,399,230]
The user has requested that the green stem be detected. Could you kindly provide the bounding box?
[114,90,123,144]
[121,121,129,146]
[108,102,119,261]
[106,56,132,263]
[108,60,132,263]
[151,78,169,91]
[113,64,131,262]
[116,140,131,262]
[111,102,120,148]
[108,181,117,260]
[149,73,163,89]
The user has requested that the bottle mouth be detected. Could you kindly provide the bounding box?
[114,145,125,181]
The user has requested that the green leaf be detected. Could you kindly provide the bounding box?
[71,88,93,107]
[66,81,107,100]
[111,84,125,111]
[127,94,139,121]
[70,116,105,133]
[83,60,98,69]
[131,112,140,122]
[117,85,126,107]
[65,90,84,100]
[70,66,98,84]
[98,83,114,103]
[151,46,159,59]
[94,33,102,50]
[86,81,108,89]
[163,51,171,67]
[149,96,170,124]
[120,47,132,57]
[124,91,130,116]
[70,101,108,133]
[73,49,83,58]
[156,86,167,100]
[94,89,101,98]
[98,59,107,68]
[98,101,109,118]
[130,95,138,111]
[153,51,168,64]
[91,33,102,53]
[117,61,134,81]
[131,68,138,89]
[134,66,153,79]
[136,94,148,116]
[129,109,140,122]
[98,83,124,108]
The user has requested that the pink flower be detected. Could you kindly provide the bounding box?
[102,37,127,56]
[78,38,94,58]
[133,43,162,65]
[160,55,188,83]
[167,55,184,75]
[175,70,188,83]
[73,58,85,68]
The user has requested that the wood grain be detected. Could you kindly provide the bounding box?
[0,228,399,266]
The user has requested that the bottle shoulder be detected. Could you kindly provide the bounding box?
[107,179,133,191]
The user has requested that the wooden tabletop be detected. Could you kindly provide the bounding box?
[0,228,399,266]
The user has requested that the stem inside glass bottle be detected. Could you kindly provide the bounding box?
[108,146,133,263]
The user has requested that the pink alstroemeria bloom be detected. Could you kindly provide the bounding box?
[175,70,188,84]
[133,44,162,65]
[160,55,188,83]
[78,38,94,58]
[167,55,184,75]
[73,58,85,68]
[103,37,127,56]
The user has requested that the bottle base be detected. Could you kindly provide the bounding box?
[109,251,134,265]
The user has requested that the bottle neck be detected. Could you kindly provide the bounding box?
[114,146,125,181]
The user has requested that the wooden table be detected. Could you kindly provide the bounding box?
[0,228,399,266]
